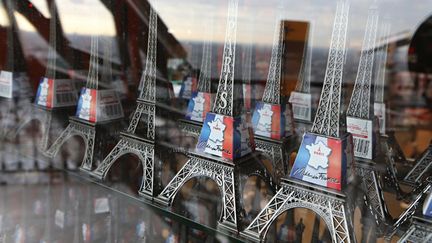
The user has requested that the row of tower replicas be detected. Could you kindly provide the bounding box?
[155,0,276,233]
[251,3,297,183]
[1,0,430,241]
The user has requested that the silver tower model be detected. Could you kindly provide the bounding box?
[242,1,356,242]
[251,4,297,183]
[8,2,77,158]
[179,13,215,138]
[90,5,164,199]
[44,34,124,172]
[155,0,276,233]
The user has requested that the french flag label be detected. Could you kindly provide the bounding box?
[196,112,255,160]
[252,102,290,140]
[35,77,54,108]
[76,88,97,122]
[185,92,213,122]
[290,133,353,191]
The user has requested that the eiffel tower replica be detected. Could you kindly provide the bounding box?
[44,35,124,172]
[8,3,77,158]
[178,15,215,138]
[242,0,357,242]
[90,5,165,199]
[251,6,296,182]
[155,0,276,233]
[0,0,32,171]
[289,21,314,137]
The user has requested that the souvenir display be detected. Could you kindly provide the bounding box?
[155,0,275,233]
[0,0,431,241]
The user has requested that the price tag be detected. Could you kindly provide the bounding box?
[55,210,65,229]
[347,117,373,160]
[94,197,110,214]
[0,71,13,98]
[373,102,386,134]
[289,91,311,121]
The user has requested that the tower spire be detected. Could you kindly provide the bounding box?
[45,3,57,79]
[86,36,99,90]
[212,0,240,117]
[196,17,213,93]
[139,5,158,103]
[346,5,379,119]
[310,0,350,138]
[261,13,285,105]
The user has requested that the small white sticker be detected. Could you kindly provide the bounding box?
[55,210,65,229]
[347,117,373,160]
[373,103,386,134]
[0,71,13,98]
[94,197,110,214]
[289,91,312,121]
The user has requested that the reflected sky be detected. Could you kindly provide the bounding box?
[2,0,432,48]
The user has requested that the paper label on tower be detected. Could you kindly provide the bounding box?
[374,102,386,134]
[185,91,213,122]
[196,112,255,160]
[289,91,311,121]
[0,70,13,98]
[290,133,353,191]
[35,77,54,107]
[179,76,197,99]
[96,89,124,122]
[76,88,97,122]
[347,117,373,159]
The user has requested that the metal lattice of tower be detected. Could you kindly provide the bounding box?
[45,3,58,80]
[242,1,356,242]
[346,6,379,120]
[385,178,432,240]
[212,0,240,117]
[179,14,215,137]
[261,17,284,105]
[252,6,297,182]
[90,5,162,199]
[404,144,432,186]
[45,31,124,172]
[155,0,276,233]
[310,0,349,138]
[397,216,432,243]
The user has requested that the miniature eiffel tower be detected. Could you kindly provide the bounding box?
[251,6,296,182]
[155,0,276,233]
[343,4,400,238]
[242,1,357,242]
[44,35,124,172]
[289,22,314,135]
[179,15,215,138]
[90,5,164,199]
[8,3,77,155]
